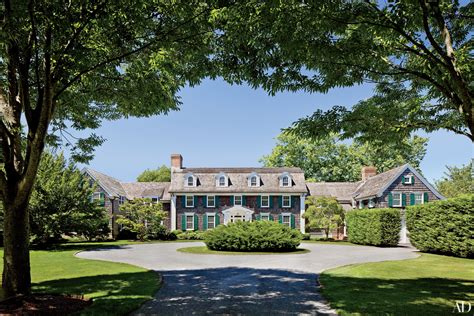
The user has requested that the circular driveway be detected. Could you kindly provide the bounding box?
[77,242,418,315]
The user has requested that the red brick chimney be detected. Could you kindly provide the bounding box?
[361,166,377,181]
[171,154,183,170]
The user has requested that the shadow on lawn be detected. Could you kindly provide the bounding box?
[135,267,334,315]
[319,274,474,315]
[33,270,159,315]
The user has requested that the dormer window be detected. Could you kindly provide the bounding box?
[185,173,197,187]
[216,172,228,187]
[248,172,260,187]
[279,172,292,187]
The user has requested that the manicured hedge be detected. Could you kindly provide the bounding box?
[204,221,302,251]
[346,209,401,246]
[406,194,474,258]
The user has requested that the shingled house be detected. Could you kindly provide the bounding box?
[84,154,443,240]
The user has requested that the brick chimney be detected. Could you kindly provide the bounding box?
[361,166,377,181]
[171,154,183,171]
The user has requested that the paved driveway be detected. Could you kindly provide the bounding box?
[76,242,418,315]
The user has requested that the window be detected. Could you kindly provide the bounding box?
[368,199,375,208]
[250,176,257,187]
[414,192,423,205]
[207,214,215,229]
[282,214,291,227]
[187,176,194,186]
[261,195,270,208]
[92,192,105,206]
[403,175,414,184]
[260,213,270,221]
[282,196,291,208]
[282,176,289,187]
[358,201,364,209]
[118,196,126,205]
[207,195,215,208]
[185,195,194,208]
[392,193,402,207]
[234,195,242,206]
[218,176,226,187]
[185,214,194,230]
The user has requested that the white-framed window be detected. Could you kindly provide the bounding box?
[403,175,414,184]
[92,192,102,201]
[368,199,375,208]
[282,195,291,208]
[207,195,216,208]
[187,176,194,186]
[260,212,270,221]
[185,213,194,230]
[392,192,402,207]
[261,195,270,208]
[414,192,424,205]
[219,176,226,186]
[282,176,289,187]
[185,195,194,208]
[250,176,258,186]
[118,196,126,205]
[358,201,364,209]
[234,195,242,206]
[248,172,260,187]
[207,213,215,229]
[282,213,291,227]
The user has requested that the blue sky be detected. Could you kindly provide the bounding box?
[78,79,473,183]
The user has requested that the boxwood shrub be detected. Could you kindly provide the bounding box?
[346,208,401,246]
[406,194,474,258]
[204,221,302,251]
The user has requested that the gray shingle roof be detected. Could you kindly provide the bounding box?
[353,164,408,199]
[306,182,360,202]
[169,167,307,193]
[83,168,127,197]
[121,182,171,200]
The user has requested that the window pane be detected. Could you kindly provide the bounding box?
[261,214,269,221]
[392,193,401,206]
[261,196,269,207]
[186,196,193,207]
[187,177,193,186]
[207,215,215,229]
[283,196,291,207]
[186,215,194,230]
[207,196,215,207]
[282,177,289,186]
[415,193,423,205]
[234,196,242,205]
[283,215,291,226]
[251,176,257,186]
[219,177,225,186]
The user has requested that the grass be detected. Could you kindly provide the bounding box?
[177,246,310,255]
[0,241,163,315]
[320,253,474,315]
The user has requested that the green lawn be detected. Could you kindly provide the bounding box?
[320,253,474,315]
[177,246,310,255]
[0,241,162,315]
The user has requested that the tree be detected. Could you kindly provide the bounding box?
[261,133,427,182]
[116,198,167,241]
[0,0,219,296]
[212,1,473,141]
[137,165,171,182]
[29,152,109,246]
[303,196,345,240]
[435,161,473,198]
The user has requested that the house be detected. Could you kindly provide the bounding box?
[83,154,443,240]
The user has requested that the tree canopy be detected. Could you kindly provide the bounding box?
[304,196,345,239]
[212,0,473,141]
[137,165,171,182]
[261,133,427,182]
[435,161,473,198]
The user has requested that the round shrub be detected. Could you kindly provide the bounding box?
[407,194,474,258]
[204,221,302,252]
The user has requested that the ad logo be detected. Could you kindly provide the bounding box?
[453,301,472,313]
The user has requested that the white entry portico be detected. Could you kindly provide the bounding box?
[222,206,254,225]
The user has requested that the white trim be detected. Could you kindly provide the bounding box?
[234,195,242,206]
[282,195,291,208]
[403,175,414,184]
[281,212,292,228]
[279,172,292,187]
[300,194,306,233]
[216,172,229,187]
[185,195,194,208]
[378,164,445,199]
[184,212,195,231]
[260,195,270,208]
[247,172,261,187]
[260,212,270,221]
[206,212,216,229]
[414,192,424,205]
[206,195,216,208]
[171,195,177,230]
[184,173,197,187]
[222,206,254,225]
[392,192,403,207]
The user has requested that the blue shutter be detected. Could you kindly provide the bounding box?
[230,196,234,206]
[278,214,283,224]
[290,214,296,229]
[202,196,207,207]
[194,196,198,207]
[401,176,405,184]
[257,196,261,208]
[401,193,407,207]
[242,195,247,206]
[388,193,393,207]
[410,193,415,205]
[181,215,186,231]
[269,214,274,221]
[215,196,220,208]
[278,196,283,208]
[269,196,274,208]
[99,192,105,206]
[215,212,220,226]
[181,196,186,207]
[291,196,295,208]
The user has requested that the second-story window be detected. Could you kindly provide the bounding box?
[185,195,194,208]
[261,195,270,208]
[207,195,216,208]
[234,195,242,206]
[282,196,291,208]
[219,176,226,187]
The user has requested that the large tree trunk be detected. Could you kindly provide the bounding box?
[2,195,31,297]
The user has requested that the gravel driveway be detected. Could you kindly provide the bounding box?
[76,242,417,315]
